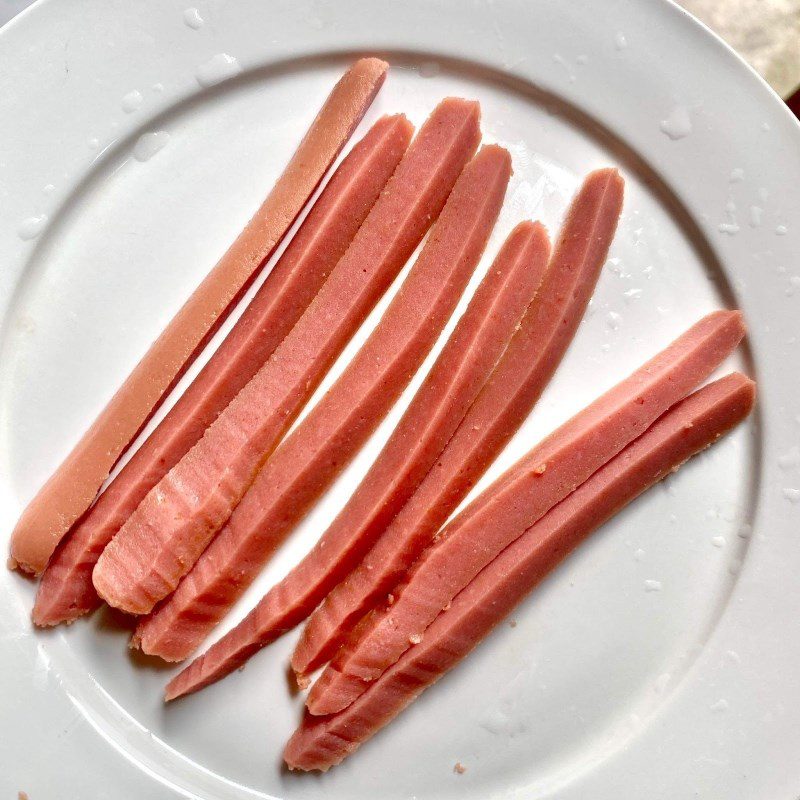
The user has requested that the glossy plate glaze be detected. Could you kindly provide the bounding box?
[0,1,798,798]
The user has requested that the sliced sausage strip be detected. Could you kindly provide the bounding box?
[293,167,623,678]
[92,98,482,614]
[32,114,413,626]
[284,372,756,771]
[11,57,389,575]
[306,309,746,715]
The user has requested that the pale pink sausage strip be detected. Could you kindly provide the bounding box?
[11,57,389,575]
[142,144,511,673]
[293,167,624,678]
[92,98,482,614]
[32,115,413,627]
[145,210,540,665]
[306,309,746,714]
[284,372,756,771]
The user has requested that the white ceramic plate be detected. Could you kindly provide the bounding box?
[1,1,799,797]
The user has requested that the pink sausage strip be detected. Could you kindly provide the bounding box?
[148,210,541,666]
[293,167,624,678]
[284,372,756,770]
[92,98,482,615]
[32,115,413,627]
[11,57,389,575]
[145,144,511,676]
[306,309,746,715]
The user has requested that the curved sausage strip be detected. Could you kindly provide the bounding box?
[284,372,755,771]
[293,167,623,678]
[142,210,540,663]
[32,114,412,626]
[92,98,482,615]
[11,57,389,575]
[141,144,511,671]
[306,309,746,715]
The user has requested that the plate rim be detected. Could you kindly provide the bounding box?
[1,1,799,799]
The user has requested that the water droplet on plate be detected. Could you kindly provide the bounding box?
[710,698,729,713]
[737,523,752,538]
[418,61,440,78]
[552,54,575,83]
[634,548,645,562]
[133,131,170,162]
[18,214,48,241]
[87,137,100,149]
[624,288,642,303]
[42,183,55,195]
[614,31,628,50]
[749,205,763,227]
[121,89,143,113]
[659,106,692,140]
[775,224,788,236]
[644,579,662,592]
[781,487,800,503]
[711,535,725,548]
[183,7,204,29]
[196,53,242,88]
[761,121,771,132]
[606,311,622,330]
[729,167,744,182]
[718,199,739,234]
